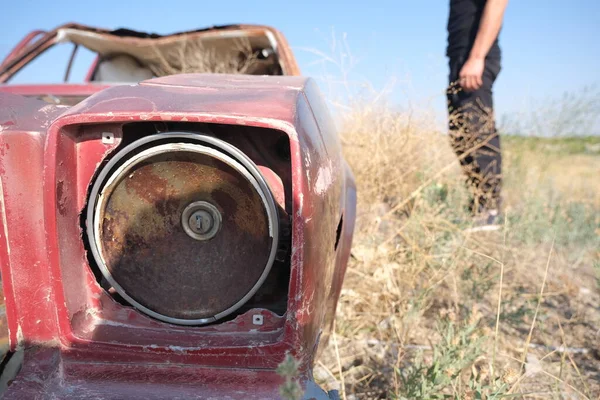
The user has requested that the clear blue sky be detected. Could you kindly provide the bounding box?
[2,0,599,134]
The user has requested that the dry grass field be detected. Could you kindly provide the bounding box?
[313,106,600,399]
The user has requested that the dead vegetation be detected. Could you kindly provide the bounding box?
[314,104,600,399]
[148,36,278,76]
[150,36,256,76]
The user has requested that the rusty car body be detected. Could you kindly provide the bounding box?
[0,24,356,399]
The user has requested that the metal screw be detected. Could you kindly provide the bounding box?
[252,314,264,326]
[102,132,115,144]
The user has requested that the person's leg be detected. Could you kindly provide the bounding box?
[447,57,502,216]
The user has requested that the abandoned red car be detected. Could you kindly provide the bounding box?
[0,24,356,399]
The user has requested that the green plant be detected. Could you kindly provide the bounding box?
[460,262,497,301]
[392,318,510,399]
[277,353,304,400]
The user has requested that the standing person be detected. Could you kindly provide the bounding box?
[446,0,508,230]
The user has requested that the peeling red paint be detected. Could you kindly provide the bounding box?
[0,36,354,398]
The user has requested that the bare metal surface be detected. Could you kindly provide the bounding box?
[88,134,279,325]
[252,314,264,326]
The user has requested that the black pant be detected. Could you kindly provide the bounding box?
[447,56,502,213]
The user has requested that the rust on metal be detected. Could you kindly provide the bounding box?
[0,23,301,83]
[97,147,271,321]
[0,68,355,398]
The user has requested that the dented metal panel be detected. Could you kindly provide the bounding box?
[0,71,354,398]
[5,347,337,399]
[0,23,301,83]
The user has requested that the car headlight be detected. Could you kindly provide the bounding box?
[86,132,279,325]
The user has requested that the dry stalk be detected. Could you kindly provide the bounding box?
[519,237,555,374]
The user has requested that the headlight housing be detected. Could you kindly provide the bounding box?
[86,132,279,325]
